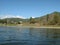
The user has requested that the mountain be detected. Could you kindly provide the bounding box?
[0,17,29,24]
[35,11,60,25]
[0,11,60,25]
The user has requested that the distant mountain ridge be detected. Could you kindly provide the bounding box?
[0,11,60,25]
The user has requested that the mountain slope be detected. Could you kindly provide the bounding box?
[35,11,60,25]
[0,11,60,25]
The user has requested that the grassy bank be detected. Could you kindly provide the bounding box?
[17,24,60,29]
[0,24,60,29]
[0,24,17,26]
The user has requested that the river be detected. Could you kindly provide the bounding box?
[0,26,60,45]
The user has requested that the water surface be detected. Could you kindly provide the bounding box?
[0,26,60,45]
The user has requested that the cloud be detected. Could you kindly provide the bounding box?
[32,16,35,18]
[0,15,25,19]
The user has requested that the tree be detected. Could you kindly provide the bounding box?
[46,14,49,25]
[46,14,49,22]
[29,17,36,24]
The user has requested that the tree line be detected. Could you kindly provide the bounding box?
[0,12,60,25]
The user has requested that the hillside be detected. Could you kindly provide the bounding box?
[35,11,60,25]
[0,11,60,26]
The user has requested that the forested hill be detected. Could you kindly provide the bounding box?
[0,18,27,24]
[34,11,60,25]
[0,11,60,25]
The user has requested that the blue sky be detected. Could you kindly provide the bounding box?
[0,0,60,18]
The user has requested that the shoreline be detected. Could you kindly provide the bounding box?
[32,26,60,29]
[0,24,60,29]
[17,25,60,29]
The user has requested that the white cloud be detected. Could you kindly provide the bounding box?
[0,15,25,19]
[32,16,35,18]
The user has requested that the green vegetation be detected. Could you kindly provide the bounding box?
[29,17,36,24]
[0,11,60,26]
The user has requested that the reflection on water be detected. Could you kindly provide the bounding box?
[0,26,60,45]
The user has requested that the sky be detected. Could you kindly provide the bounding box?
[0,0,60,19]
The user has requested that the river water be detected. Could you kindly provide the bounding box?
[0,26,60,45]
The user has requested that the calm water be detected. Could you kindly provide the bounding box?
[0,26,60,45]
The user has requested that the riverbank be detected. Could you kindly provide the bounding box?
[0,24,60,29]
[31,26,60,29]
[17,24,60,29]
